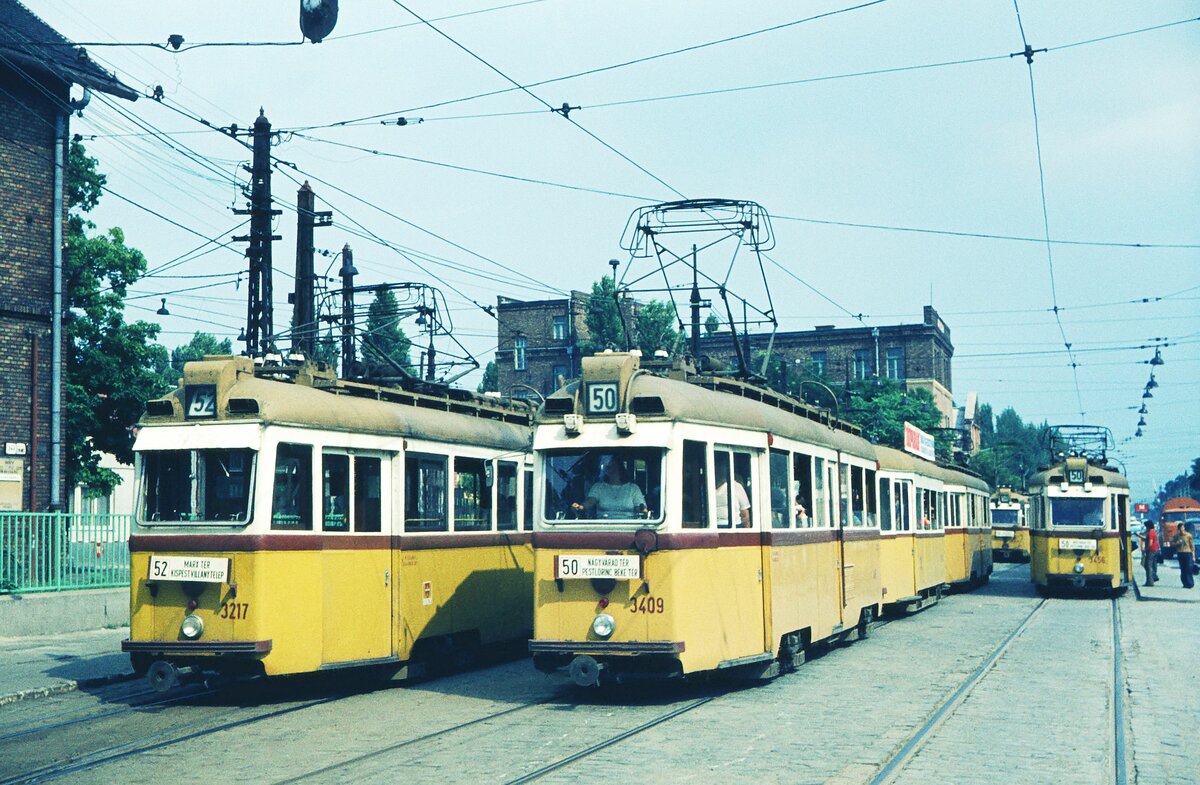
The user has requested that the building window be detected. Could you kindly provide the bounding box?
[552,365,568,387]
[886,347,905,380]
[552,316,567,341]
[810,351,826,377]
[513,336,527,371]
[853,349,870,380]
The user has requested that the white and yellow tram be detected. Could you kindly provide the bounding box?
[942,467,993,590]
[123,356,534,689]
[529,353,989,685]
[876,447,945,612]
[1028,456,1133,595]
[990,488,1030,562]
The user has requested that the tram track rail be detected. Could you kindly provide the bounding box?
[0,685,215,744]
[0,693,343,785]
[1111,597,1129,785]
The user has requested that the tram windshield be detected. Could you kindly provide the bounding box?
[1049,497,1105,528]
[140,449,255,524]
[992,509,1019,525]
[543,448,663,522]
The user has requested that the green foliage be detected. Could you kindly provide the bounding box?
[968,405,1053,490]
[363,289,412,377]
[581,277,625,354]
[160,332,233,388]
[65,143,170,495]
[840,379,944,450]
[477,360,498,394]
[704,312,721,334]
[635,300,681,356]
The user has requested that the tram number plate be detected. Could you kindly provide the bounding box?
[1058,538,1095,551]
[994,530,1015,539]
[149,555,229,583]
[555,554,641,580]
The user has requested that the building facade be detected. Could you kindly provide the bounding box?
[495,290,957,425]
[0,0,137,510]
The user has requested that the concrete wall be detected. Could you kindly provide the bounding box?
[0,588,128,637]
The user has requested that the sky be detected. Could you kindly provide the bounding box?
[14,0,1199,499]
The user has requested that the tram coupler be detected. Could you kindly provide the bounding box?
[146,660,198,693]
[568,655,603,687]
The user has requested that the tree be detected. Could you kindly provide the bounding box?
[635,300,681,356]
[704,312,721,334]
[160,332,232,388]
[362,288,411,377]
[840,379,944,451]
[477,360,498,394]
[65,142,171,495]
[580,277,625,354]
[968,404,1052,489]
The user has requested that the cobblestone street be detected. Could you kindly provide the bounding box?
[2,563,1196,784]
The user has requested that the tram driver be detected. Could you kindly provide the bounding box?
[572,456,647,519]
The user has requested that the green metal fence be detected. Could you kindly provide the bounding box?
[0,513,132,593]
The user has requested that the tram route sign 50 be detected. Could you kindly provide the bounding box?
[586,382,620,415]
[554,554,641,579]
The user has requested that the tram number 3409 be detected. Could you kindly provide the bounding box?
[629,595,665,614]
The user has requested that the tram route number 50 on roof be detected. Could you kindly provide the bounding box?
[586,382,620,415]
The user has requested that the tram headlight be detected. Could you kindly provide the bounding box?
[1073,561,1085,575]
[180,614,205,640]
[591,613,615,639]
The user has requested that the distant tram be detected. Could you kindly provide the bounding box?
[123,356,535,689]
[1028,427,1132,595]
[990,488,1030,562]
[528,353,992,686]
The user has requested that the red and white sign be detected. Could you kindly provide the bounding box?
[1134,503,1149,514]
[903,422,936,462]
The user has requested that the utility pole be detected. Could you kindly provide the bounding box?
[689,244,701,360]
[291,181,332,357]
[233,110,281,356]
[340,244,356,375]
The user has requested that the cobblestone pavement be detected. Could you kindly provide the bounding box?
[3,563,1197,785]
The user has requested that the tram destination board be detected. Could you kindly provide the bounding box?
[1058,538,1096,551]
[994,530,1016,539]
[554,554,641,579]
[149,555,230,583]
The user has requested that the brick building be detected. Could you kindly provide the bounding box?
[0,0,137,510]
[496,291,957,426]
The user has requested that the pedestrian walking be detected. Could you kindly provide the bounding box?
[1170,522,1195,589]
[1138,521,1159,586]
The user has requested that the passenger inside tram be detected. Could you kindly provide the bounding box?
[572,457,647,519]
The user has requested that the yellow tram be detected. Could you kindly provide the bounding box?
[876,446,945,612]
[990,488,1030,562]
[122,356,534,689]
[942,467,993,590]
[1028,443,1133,595]
[528,353,988,686]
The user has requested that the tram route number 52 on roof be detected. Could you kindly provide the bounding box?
[586,382,620,415]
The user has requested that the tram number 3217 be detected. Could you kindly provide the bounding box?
[629,595,665,614]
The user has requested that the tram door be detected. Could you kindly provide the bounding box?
[321,452,393,665]
[713,447,768,657]
[1115,493,1131,585]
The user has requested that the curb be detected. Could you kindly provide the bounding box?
[0,671,137,708]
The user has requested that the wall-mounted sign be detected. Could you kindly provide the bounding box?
[4,443,26,456]
[903,422,936,462]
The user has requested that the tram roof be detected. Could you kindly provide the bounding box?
[1029,461,1129,490]
[874,445,990,492]
[141,358,531,451]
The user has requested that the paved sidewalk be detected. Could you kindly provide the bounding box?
[0,627,133,706]
[1135,558,1200,603]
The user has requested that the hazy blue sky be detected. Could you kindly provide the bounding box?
[18,1,1199,498]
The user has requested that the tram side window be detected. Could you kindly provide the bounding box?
[898,480,912,531]
[497,461,518,531]
[355,456,382,533]
[272,443,313,530]
[879,477,892,531]
[322,452,350,532]
[714,449,753,529]
[793,453,813,528]
[839,463,851,528]
[523,469,534,530]
[406,453,448,532]
[812,457,827,528]
[681,440,709,528]
[454,457,493,531]
[850,465,865,526]
[770,449,791,529]
[865,469,877,527]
